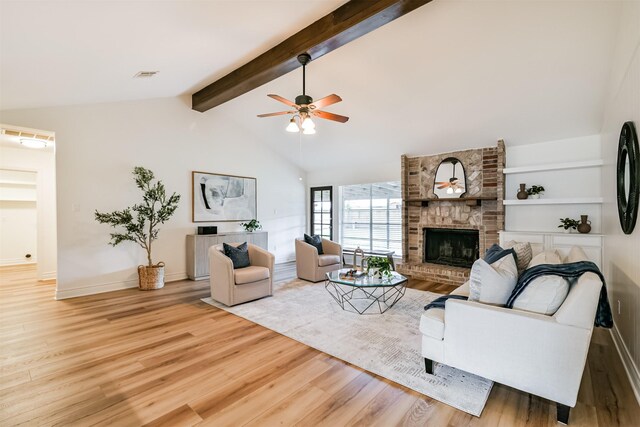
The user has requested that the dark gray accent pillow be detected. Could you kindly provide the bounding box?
[304,234,324,255]
[223,242,250,269]
[484,243,518,265]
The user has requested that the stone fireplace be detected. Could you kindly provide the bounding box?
[397,141,505,285]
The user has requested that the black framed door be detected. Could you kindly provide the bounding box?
[310,186,333,239]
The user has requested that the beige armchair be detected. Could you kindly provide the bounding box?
[209,243,275,306]
[295,238,342,282]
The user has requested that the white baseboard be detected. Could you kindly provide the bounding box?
[0,258,36,266]
[39,271,56,281]
[610,324,640,406]
[55,271,188,300]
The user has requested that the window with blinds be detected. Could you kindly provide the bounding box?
[340,181,402,255]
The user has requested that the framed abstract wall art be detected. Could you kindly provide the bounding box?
[192,171,257,222]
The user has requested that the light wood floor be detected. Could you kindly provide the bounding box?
[1,264,638,426]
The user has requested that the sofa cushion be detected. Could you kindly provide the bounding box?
[503,240,533,275]
[304,234,324,255]
[452,280,470,297]
[224,242,250,269]
[318,254,340,267]
[420,309,445,340]
[513,249,569,315]
[234,265,270,285]
[528,249,562,268]
[469,251,518,306]
[566,245,589,263]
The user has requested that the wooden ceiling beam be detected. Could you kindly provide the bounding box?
[192,0,433,112]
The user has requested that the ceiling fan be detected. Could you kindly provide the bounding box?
[257,53,349,134]
[436,160,464,194]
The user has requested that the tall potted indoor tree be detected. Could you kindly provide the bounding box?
[95,166,180,290]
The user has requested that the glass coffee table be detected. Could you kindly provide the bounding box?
[325,269,408,315]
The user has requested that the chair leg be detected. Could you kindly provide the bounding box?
[424,358,434,375]
[556,403,570,425]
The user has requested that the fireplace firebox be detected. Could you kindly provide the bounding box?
[423,228,479,268]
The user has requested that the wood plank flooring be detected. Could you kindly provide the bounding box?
[1,263,638,426]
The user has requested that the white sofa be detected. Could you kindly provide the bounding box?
[420,248,603,424]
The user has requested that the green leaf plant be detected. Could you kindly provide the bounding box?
[95,167,180,267]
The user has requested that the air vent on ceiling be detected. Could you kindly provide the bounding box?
[133,71,159,78]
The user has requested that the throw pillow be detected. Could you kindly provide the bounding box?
[511,275,570,315]
[484,243,518,265]
[223,242,250,269]
[513,249,568,315]
[566,245,589,263]
[528,249,562,268]
[304,234,324,255]
[469,249,518,306]
[503,240,533,275]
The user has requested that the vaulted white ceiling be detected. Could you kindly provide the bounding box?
[0,1,623,172]
[0,0,345,109]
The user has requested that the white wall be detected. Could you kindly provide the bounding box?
[0,146,57,279]
[505,135,603,233]
[0,96,306,299]
[599,1,640,402]
[0,170,37,265]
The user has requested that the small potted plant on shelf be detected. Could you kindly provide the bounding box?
[558,217,580,233]
[240,219,262,232]
[95,167,180,290]
[527,185,545,199]
[365,256,393,279]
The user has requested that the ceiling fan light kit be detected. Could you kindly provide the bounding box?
[257,53,349,135]
[286,118,300,133]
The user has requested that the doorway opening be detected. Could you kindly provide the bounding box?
[0,124,57,287]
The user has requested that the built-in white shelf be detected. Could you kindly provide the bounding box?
[503,197,603,206]
[0,197,36,202]
[501,230,604,237]
[502,159,603,175]
[0,180,36,186]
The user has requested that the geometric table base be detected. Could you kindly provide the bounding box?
[325,278,407,315]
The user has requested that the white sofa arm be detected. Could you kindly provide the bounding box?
[444,300,592,407]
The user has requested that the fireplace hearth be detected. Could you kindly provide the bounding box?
[424,228,479,268]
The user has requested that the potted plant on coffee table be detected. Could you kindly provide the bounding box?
[95,166,180,290]
[365,256,393,279]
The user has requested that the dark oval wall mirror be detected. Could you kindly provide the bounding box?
[434,157,466,199]
[617,121,639,234]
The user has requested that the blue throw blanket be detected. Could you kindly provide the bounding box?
[424,294,468,310]
[424,261,613,328]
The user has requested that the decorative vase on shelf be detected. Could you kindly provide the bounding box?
[577,215,592,234]
[517,184,528,200]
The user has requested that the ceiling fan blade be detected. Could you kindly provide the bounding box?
[435,182,449,185]
[267,94,299,109]
[257,111,296,118]
[437,184,450,189]
[309,94,342,110]
[313,110,349,123]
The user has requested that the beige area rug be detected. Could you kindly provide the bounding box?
[201,278,493,416]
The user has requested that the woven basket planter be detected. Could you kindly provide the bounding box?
[137,262,165,290]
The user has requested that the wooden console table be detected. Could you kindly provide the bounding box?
[186,231,268,280]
